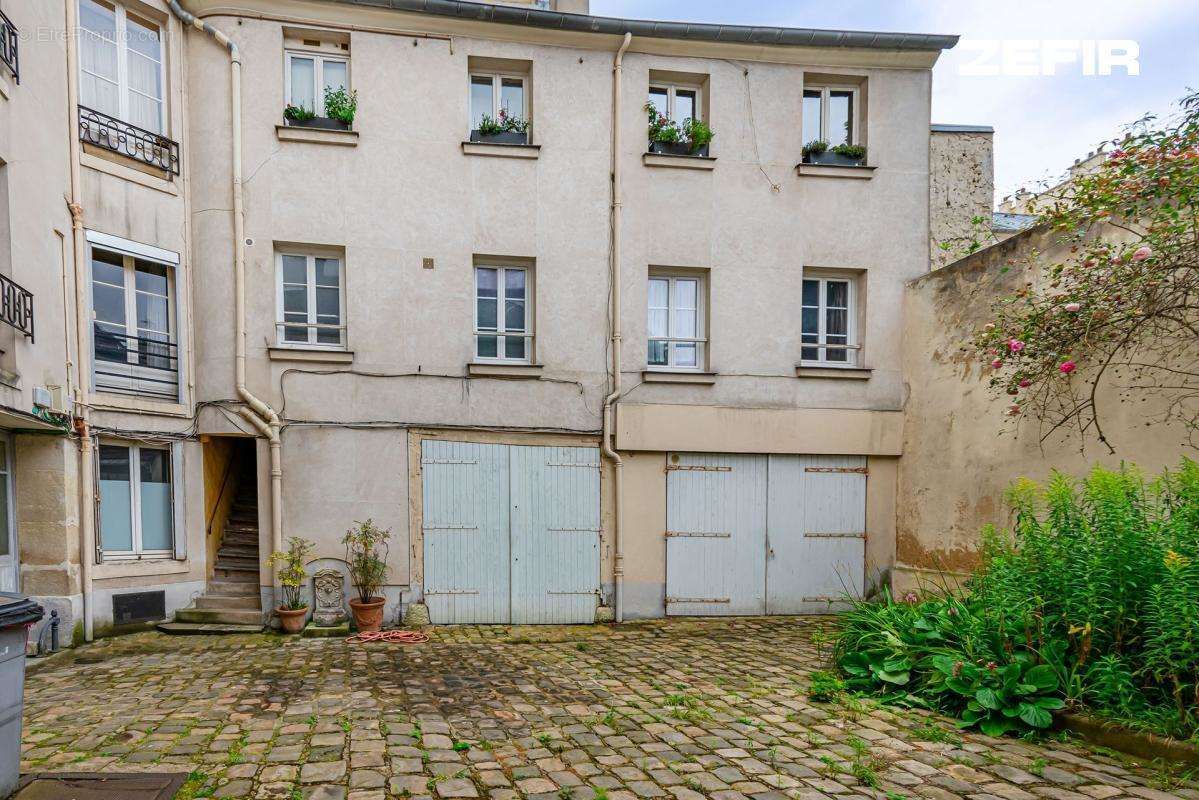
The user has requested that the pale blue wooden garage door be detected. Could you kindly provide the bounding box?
[665,453,865,616]
[422,440,600,624]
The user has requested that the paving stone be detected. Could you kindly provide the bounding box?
[302,759,348,783]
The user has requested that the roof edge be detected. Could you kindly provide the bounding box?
[329,0,960,52]
[931,123,994,133]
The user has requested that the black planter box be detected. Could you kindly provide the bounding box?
[470,130,529,145]
[285,116,352,131]
[804,150,866,167]
[649,140,710,158]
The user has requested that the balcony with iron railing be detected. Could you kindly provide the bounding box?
[93,327,179,400]
[0,7,18,85]
[0,274,33,342]
[79,106,180,175]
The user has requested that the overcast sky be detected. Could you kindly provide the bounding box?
[592,0,1199,203]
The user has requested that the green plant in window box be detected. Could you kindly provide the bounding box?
[801,139,829,159]
[831,143,867,161]
[682,117,714,154]
[283,104,316,124]
[268,536,314,633]
[323,86,358,125]
[477,109,530,137]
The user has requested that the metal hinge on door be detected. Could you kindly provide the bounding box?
[805,466,868,474]
[664,530,730,538]
[665,464,732,472]
[665,596,730,604]
[804,531,866,539]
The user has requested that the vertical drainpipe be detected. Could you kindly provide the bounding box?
[602,33,632,623]
[65,0,95,642]
[166,1,285,594]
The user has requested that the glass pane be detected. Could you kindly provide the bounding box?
[283,285,307,315]
[289,56,316,110]
[500,78,524,118]
[801,307,819,335]
[316,286,340,319]
[126,13,161,61]
[0,472,8,557]
[470,75,494,129]
[317,326,341,346]
[672,306,696,339]
[672,279,697,311]
[80,0,117,41]
[648,87,668,120]
[826,336,848,363]
[315,258,340,287]
[476,298,497,330]
[99,445,133,552]
[94,321,127,363]
[92,249,125,286]
[648,278,669,309]
[81,72,120,118]
[477,335,498,358]
[136,292,169,334]
[826,308,848,337]
[647,340,668,367]
[135,262,169,296]
[93,282,126,326]
[476,267,497,297]
[648,309,668,338]
[283,311,308,343]
[675,89,697,123]
[504,269,525,299]
[139,449,173,551]
[323,60,347,93]
[504,299,525,332]
[504,336,526,360]
[282,255,307,285]
[802,90,822,144]
[127,93,162,134]
[673,342,697,368]
[829,90,853,146]
[826,280,849,308]
[802,278,819,306]
[802,346,819,361]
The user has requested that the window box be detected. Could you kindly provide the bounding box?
[803,149,865,168]
[469,129,528,145]
[284,115,350,131]
[648,140,710,158]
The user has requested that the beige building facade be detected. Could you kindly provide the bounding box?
[17,0,1132,638]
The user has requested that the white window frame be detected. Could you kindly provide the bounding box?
[801,275,858,367]
[473,265,533,364]
[78,0,167,134]
[87,239,180,401]
[275,252,347,350]
[284,49,350,117]
[96,440,176,562]
[648,82,703,123]
[468,72,528,131]
[647,273,707,372]
[803,85,860,145]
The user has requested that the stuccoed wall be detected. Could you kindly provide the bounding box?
[928,129,993,271]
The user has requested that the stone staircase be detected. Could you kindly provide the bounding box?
[159,477,265,634]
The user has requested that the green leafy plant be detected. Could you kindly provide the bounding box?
[682,117,714,154]
[930,654,1064,736]
[644,102,713,152]
[342,519,390,602]
[830,142,867,161]
[807,670,847,702]
[323,86,358,125]
[283,103,315,123]
[801,139,828,159]
[267,536,314,610]
[476,108,530,136]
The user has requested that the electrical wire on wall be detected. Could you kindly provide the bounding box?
[726,59,782,194]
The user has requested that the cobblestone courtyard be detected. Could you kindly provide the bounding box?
[20,618,1196,800]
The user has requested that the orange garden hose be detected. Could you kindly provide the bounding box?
[346,630,430,644]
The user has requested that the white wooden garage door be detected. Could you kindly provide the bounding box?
[665,453,865,615]
[421,440,600,624]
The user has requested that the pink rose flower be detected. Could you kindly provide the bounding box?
[1008,339,1025,352]
[1064,302,1081,312]
[1060,360,1076,374]
[991,358,1003,369]
[1006,404,1021,416]
[1019,378,1032,388]
[1132,246,1152,261]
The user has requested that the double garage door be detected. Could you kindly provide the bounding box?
[421,440,600,624]
[666,453,866,615]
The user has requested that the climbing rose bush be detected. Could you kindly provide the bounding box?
[972,90,1199,450]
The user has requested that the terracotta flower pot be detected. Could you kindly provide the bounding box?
[276,606,308,634]
[349,597,386,632]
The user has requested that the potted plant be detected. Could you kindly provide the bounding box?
[470,108,530,144]
[803,139,867,167]
[343,519,390,632]
[268,536,314,634]
[282,86,358,131]
[645,103,713,157]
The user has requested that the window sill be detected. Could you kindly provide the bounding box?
[275,124,359,147]
[643,152,717,171]
[92,393,188,416]
[642,370,717,385]
[795,163,875,179]
[268,347,354,364]
[795,365,872,380]
[461,141,540,159]
[93,558,190,580]
[467,362,544,379]
[81,149,179,195]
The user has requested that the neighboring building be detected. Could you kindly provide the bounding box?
[928,124,994,269]
[5,0,995,638]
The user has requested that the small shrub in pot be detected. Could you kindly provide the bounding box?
[268,536,314,634]
[343,519,390,632]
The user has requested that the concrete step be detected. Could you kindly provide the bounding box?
[158,621,264,635]
[217,545,259,560]
[195,594,261,610]
[207,579,259,596]
[214,566,258,581]
[219,538,258,551]
[215,556,258,570]
[175,606,264,626]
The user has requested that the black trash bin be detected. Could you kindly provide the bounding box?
[0,593,44,799]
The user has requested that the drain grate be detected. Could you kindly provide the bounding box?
[15,772,189,799]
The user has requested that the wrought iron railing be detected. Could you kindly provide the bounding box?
[93,327,179,400]
[0,273,33,341]
[0,8,17,85]
[78,106,180,175]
